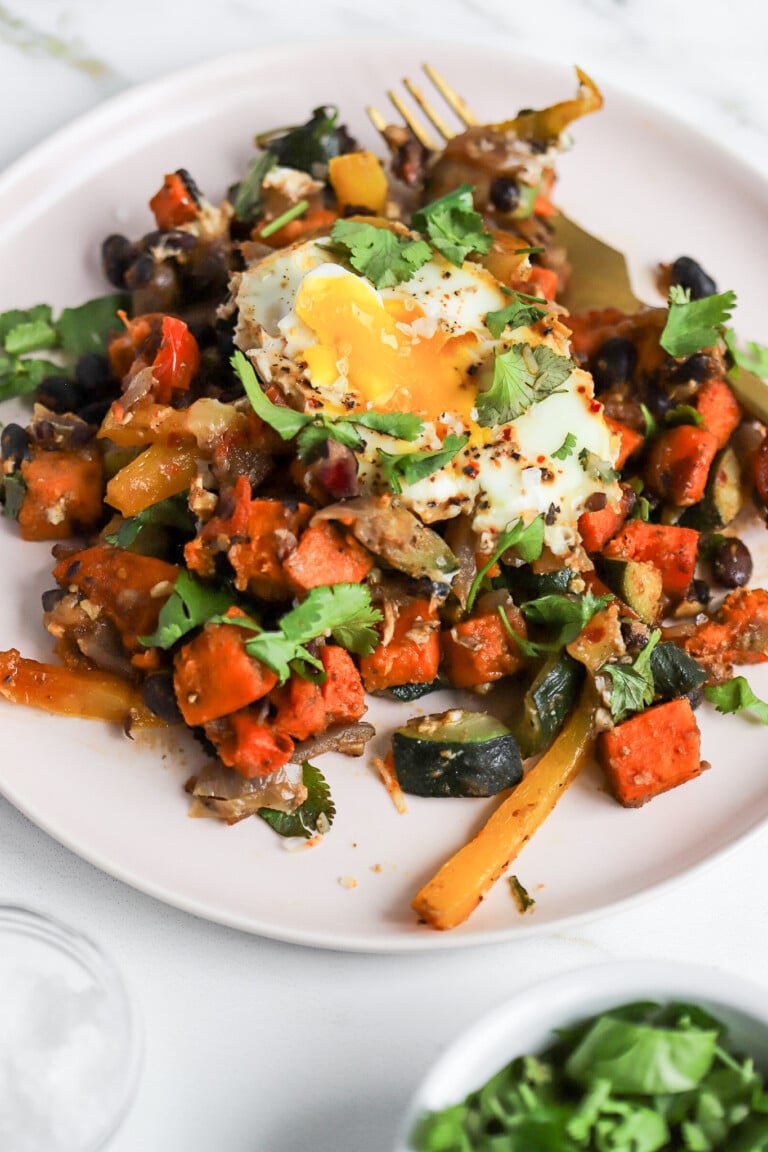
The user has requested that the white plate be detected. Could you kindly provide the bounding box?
[395,958,768,1149]
[1,43,768,953]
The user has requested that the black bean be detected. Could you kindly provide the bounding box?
[584,492,608,512]
[130,262,180,314]
[489,177,521,213]
[592,337,637,392]
[712,538,752,588]
[181,241,230,301]
[75,353,114,397]
[34,375,86,414]
[77,399,113,425]
[41,588,65,613]
[142,673,184,724]
[668,352,718,385]
[1,423,31,465]
[690,578,712,607]
[101,233,134,288]
[124,253,155,289]
[670,256,718,300]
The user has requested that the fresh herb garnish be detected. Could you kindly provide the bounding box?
[258,761,336,839]
[664,403,703,427]
[640,403,658,438]
[258,198,309,239]
[466,515,545,613]
[140,570,236,649]
[0,295,126,402]
[476,343,574,426]
[103,492,192,549]
[328,219,432,289]
[725,328,768,378]
[1,472,26,520]
[602,630,661,723]
[660,285,737,358]
[578,447,618,484]
[378,433,468,495]
[233,350,424,457]
[232,151,277,222]
[411,183,493,267]
[255,105,353,175]
[520,588,614,652]
[214,583,382,683]
[552,432,578,461]
[508,875,535,913]
[704,676,768,723]
[485,293,548,338]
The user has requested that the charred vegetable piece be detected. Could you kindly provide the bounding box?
[515,651,584,758]
[598,697,704,807]
[392,709,523,798]
[679,445,743,531]
[597,558,663,625]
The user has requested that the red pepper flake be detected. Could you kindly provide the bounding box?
[590,400,602,413]
[577,384,587,394]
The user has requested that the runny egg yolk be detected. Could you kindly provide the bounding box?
[293,272,479,420]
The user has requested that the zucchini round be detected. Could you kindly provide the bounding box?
[391,709,523,798]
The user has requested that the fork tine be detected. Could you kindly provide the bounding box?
[386,89,437,150]
[402,77,455,140]
[366,104,389,136]
[422,63,479,127]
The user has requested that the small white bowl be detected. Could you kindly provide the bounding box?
[395,958,768,1152]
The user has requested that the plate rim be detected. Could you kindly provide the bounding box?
[2,39,768,952]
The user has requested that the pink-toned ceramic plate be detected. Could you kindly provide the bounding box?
[1,43,767,951]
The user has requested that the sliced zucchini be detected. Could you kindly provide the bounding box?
[385,678,445,703]
[679,445,742,531]
[649,641,707,701]
[515,652,584,758]
[503,564,572,601]
[597,558,663,624]
[392,709,523,798]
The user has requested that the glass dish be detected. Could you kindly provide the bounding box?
[0,905,142,1151]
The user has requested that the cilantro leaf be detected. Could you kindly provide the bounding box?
[485,294,548,339]
[704,676,768,723]
[246,632,323,683]
[140,571,236,649]
[411,184,492,267]
[263,105,350,175]
[0,305,54,343]
[258,762,336,839]
[665,403,703,427]
[552,432,577,461]
[329,220,432,288]
[602,630,660,723]
[660,286,737,358]
[348,411,424,440]
[297,410,426,461]
[521,588,613,651]
[378,433,468,495]
[232,350,312,439]
[103,492,192,549]
[508,875,535,913]
[4,318,58,356]
[578,448,618,484]
[466,516,545,612]
[476,343,574,426]
[56,294,127,356]
[280,582,382,657]
[725,328,768,378]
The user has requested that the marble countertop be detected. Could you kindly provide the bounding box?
[2,3,768,1151]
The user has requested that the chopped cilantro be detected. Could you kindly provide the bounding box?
[378,433,468,495]
[521,588,613,652]
[704,676,768,723]
[103,492,192,549]
[551,432,577,461]
[258,762,336,839]
[508,875,535,913]
[660,285,737,358]
[233,350,312,439]
[258,198,309,239]
[215,583,382,683]
[601,630,661,723]
[466,515,545,612]
[640,403,658,438]
[412,184,492,267]
[476,343,574,427]
[578,448,617,484]
[140,571,236,649]
[259,105,351,175]
[665,403,703,427]
[329,219,432,288]
[725,328,768,378]
[232,151,276,222]
[485,293,548,339]
[4,318,58,357]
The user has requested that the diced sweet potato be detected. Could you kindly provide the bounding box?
[52,546,178,651]
[602,520,699,599]
[605,417,645,468]
[211,710,294,779]
[271,676,328,742]
[173,622,277,727]
[696,377,742,449]
[359,598,439,693]
[441,605,527,689]
[320,646,366,724]
[683,587,768,682]
[598,697,703,807]
[283,521,373,593]
[578,486,635,553]
[644,424,719,507]
[19,449,104,541]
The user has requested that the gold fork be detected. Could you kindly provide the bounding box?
[366,63,478,152]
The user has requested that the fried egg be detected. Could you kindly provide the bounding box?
[233,236,620,558]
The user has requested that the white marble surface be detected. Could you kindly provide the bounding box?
[1,2,768,1150]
